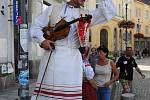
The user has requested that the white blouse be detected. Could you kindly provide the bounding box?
[30,0,116,47]
[82,59,94,80]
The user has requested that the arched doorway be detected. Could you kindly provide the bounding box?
[100,29,108,48]
[114,28,117,51]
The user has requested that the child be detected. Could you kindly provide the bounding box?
[79,47,97,100]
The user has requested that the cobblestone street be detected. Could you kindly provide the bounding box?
[111,57,150,100]
[0,57,150,100]
[0,0,150,100]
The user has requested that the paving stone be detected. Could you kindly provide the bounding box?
[0,58,150,100]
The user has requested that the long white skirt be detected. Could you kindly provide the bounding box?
[31,46,83,100]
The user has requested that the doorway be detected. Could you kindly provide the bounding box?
[100,29,108,48]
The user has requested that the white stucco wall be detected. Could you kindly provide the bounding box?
[0,0,7,60]
[0,0,14,63]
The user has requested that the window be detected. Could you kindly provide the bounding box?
[149,12,150,19]
[145,26,149,34]
[114,28,117,50]
[118,4,121,16]
[145,10,149,19]
[129,9,132,20]
[129,31,132,42]
[136,24,141,33]
[139,9,141,17]
[119,29,122,51]
[135,8,141,17]
[96,0,100,8]
[135,8,138,17]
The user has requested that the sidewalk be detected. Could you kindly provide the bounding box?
[0,79,36,100]
[137,57,150,72]
[111,57,150,100]
[0,57,150,100]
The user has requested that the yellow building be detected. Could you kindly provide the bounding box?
[133,0,150,56]
[89,0,150,56]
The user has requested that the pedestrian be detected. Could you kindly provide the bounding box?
[89,47,99,73]
[90,45,119,100]
[116,47,145,93]
[30,0,116,99]
[142,48,148,57]
[79,47,97,100]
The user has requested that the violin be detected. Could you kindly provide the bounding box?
[42,14,92,41]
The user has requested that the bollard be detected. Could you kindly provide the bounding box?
[121,93,135,100]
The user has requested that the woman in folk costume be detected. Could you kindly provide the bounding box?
[30,0,116,99]
[79,47,97,100]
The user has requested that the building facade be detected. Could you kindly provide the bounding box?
[90,0,134,56]
[0,0,15,89]
[133,0,150,56]
[90,0,150,56]
[0,0,14,65]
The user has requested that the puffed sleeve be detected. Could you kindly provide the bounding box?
[30,6,53,44]
[83,60,95,80]
[90,0,117,26]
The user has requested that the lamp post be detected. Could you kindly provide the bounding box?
[120,29,123,56]
[124,0,131,49]
[137,19,141,59]
[125,3,128,49]
[118,0,135,53]
[125,0,135,49]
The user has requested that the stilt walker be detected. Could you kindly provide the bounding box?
[30,0,117,99]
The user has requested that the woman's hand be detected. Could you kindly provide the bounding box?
[89,79,99,90]
[103,80,112,87]
[141,73,145,79]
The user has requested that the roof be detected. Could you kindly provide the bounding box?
[144,0,150,5]
[137,0,150,5]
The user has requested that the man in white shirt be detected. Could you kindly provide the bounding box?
[30,0,116,99]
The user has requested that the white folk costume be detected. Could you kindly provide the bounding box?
[82,59,94,81]
[30,0,116,99]
[82,59,97,100]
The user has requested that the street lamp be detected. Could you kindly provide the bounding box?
[118,0,134,55]
[118,0,135,50]
[137,19,141,59]
[125,3,128,48]
[124,0,131,49]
